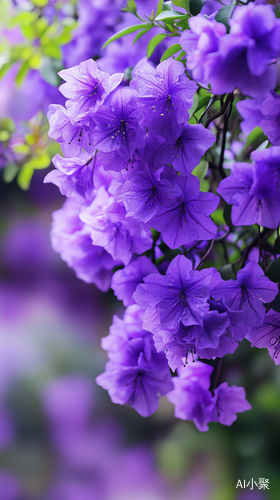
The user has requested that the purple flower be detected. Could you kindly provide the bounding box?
[111,256,158,306]
[154,123,216,175]
[159,309,230,371]
[180,14,227,83]
[212,382,252,426]
[217,161,280,229]
[166,362,215,431]
[48,104,95,157]
[80,187,152,265]
[51,198,119,290]
[260,92,280,145]
[134,254,221,334]
[246,309,280,364]
[236,98,264,136]
[151,174,219,248]
[44,152,97,203]
[250,146,280,201]
[92,87,145,161]
[120,167,182,223]
[96,305,173,417]
[59,59,123,119]
[207,4,280,97]
[211,261,278,327]
[130,58,197,140]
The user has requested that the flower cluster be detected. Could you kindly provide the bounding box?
[45,0,280,431]
[181,4,280,98]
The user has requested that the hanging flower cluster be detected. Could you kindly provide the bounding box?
[45,0,280,431]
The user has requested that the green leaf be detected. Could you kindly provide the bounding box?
[35,17,49,36]
[218,264,235,281]
[176,15,189,29]
[270,292,280,313]
[17,164,34,190]
[188,92,199,118]
[133,26,153,44]
[147,33,168,58]
[0,131,9,141]
[171,0,183,6]
[243,126,266,151]
[189,0,205,16]
[13,144,30,155]
[181,0,190,10]
[265,257,280,283]
[211,208,226,225]
[10,12,38,28]
[175,50,186,61]
[102,24,149,49]
[40,58,62,86]
[162,1,173,10]
[274,236,280,255]
[0,61,14,81]
[155,10,186,23]
[55,24,77,45]
[196,94,211,113]
[223,203,233,228]
[160,43,181,62]
[43,42,62,59]
[24,152,51,170]
[192,159,208,180]
[215,0,236,31]
[15,61,30,86]
[172,0,190,9]
[0,118,15,134]
[3,165,19,183]
[31,0,48,6]
[156,0,164,15]
[122,0,137,14]
[29,53,42,70]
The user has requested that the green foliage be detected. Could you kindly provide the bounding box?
[160,43,182,61]
[215,0,236,31]
[133,26,153,44]
[102,24,149,49]
[189,0,205,16]
[188,92,199,118]
[17,163,34,190]
[265,256,280,283]
[243,126,267,152]
[172,0,190,10]
[122,0,137,15]
[147,33,168,58]
[3,164,19,183]
[218,264,235,280]
[223,203,233,228]
[155,10,187,23]
[274,236,280,255]
[31,0,49,6]
[156,0,164,15]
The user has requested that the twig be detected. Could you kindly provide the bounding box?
[205,93,234,129]
[218,94,234,180]
[195,239,214,270]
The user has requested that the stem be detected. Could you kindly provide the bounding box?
[212,358,223,391]
[198,96,215,124]
[205,93,234,129]
[195,239,214,270]
[218,94,234,180]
